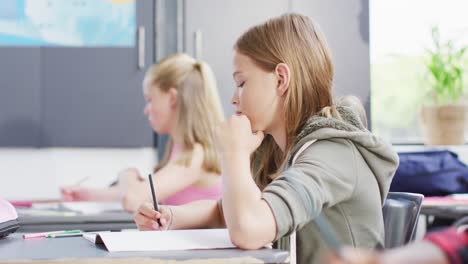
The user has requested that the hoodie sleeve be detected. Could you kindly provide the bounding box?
[262,138,358,240]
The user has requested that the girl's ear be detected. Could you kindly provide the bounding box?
[168,87,178,109]
[275,63,291,96]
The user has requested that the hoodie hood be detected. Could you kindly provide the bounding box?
[288,104,399,203]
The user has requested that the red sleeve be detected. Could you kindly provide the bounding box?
[424,227,468,264]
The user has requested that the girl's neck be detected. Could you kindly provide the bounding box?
[171,139,184,150]
[169,131,184,151]
[267,102,288,153]
[167,119,181,143]
[171,142,183,157]
[268,119,287,153]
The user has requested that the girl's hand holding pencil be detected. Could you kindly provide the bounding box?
[134,202,172,231]
[134,174,173,231]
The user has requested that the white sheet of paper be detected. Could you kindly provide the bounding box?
[83,233,98,244]
[59,202,123,214]
[83,229,236,252]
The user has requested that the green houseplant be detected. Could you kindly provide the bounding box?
[420,26,467,145]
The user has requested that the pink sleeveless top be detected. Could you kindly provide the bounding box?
[160,143,222,206]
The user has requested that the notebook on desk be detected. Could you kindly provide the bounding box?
[83,229,236,252]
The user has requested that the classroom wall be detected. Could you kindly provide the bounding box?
[0,1,155,148]
[4,145,468,200]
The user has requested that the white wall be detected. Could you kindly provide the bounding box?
[4,144,468,201]
[0,148,157,200]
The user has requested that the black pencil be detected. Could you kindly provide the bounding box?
[148,174,162,227]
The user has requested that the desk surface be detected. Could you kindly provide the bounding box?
[0,234,289,263]
[18,212,136,232]
[421,205,468,219]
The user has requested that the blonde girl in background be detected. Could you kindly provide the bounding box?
[62,53,225,213]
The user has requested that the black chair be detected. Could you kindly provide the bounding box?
[383,192,424,248]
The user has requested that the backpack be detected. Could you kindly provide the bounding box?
[390,150,468,197]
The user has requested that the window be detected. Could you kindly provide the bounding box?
[370,0,468,143]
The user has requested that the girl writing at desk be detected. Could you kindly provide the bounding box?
[134,14,399,264]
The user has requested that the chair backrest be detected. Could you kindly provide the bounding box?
[382,192,424,248]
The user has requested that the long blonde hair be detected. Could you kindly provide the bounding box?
[235,13,337,188]
[145,53,224,174]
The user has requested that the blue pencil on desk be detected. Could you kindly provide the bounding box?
[47,230,82,238]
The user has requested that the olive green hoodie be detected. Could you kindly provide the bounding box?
[262,104,399,264]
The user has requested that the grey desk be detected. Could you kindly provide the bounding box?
[0,234,289,263]
[18,212,137,232]
[421,205,468,220]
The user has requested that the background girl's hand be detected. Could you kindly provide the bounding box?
[121,182,148,213]
[215,114,264,156]
[118,168,148,213]
[117,168,142,183]
[60,186,95,201]
[134,202,172,231]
